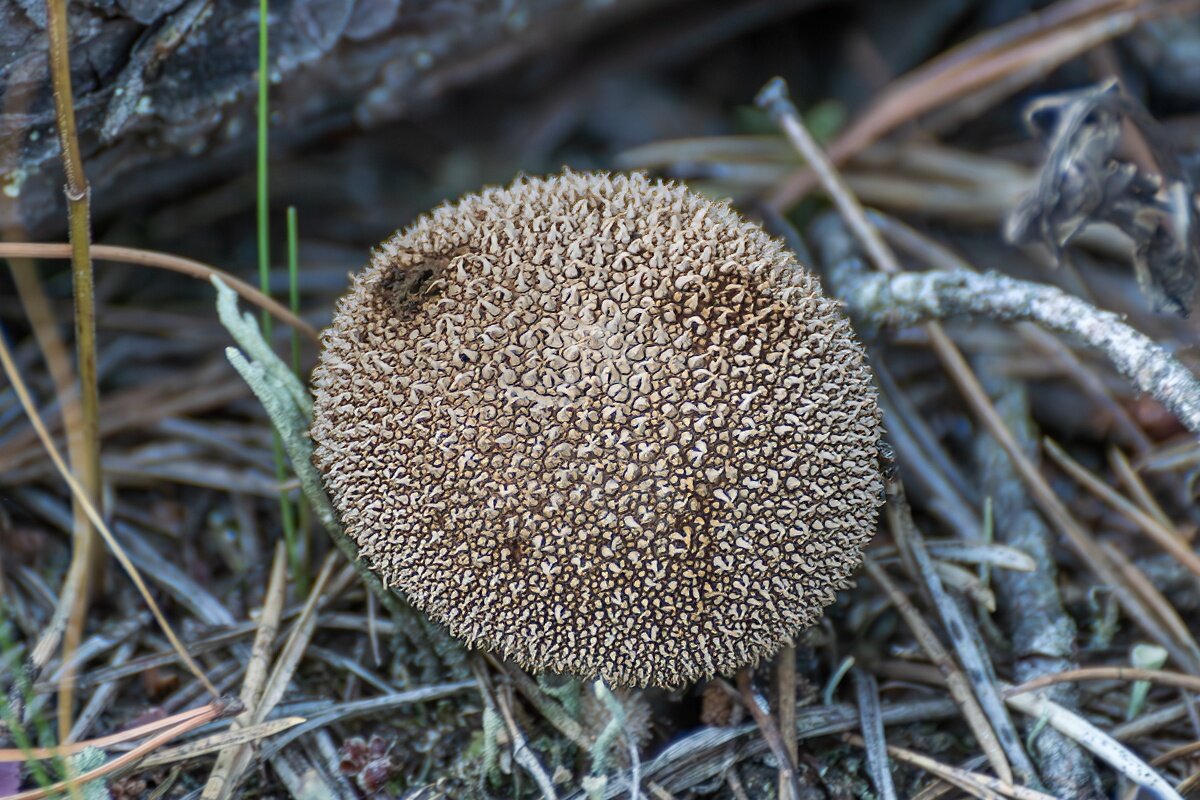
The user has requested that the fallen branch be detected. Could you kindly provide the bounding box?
[827,265,1200,436]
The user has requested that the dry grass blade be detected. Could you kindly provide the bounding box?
[1044,439,1200,580]
[1150,739,1200,768]
[138,717,306,769]
[476,663,559,800]
[1098,546,1200,666]
[776,642,797,800]
[202,542,289,800]
[1009,667,1200,696]
[1108,447,1175,528]
[2,700,234,800]
[853,669,897,800]
[845,736,1057,800]
[735,669,802,800]
[0,703,217,761]
[1005,688,1183,799]
[863,558,1013,784]
[0,331,219,698]
[201,552,337,799]
[887,480,1034,784]
[0,242,318,342]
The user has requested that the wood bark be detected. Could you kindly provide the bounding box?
[0,0,676,233]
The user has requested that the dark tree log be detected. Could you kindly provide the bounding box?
[0,0,680,234]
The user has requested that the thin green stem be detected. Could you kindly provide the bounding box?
[257,0,271,336]
[286,206,301,375]
[256,0,303,590]
[286,205,308,591]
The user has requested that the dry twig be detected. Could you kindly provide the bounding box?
[827,266,1200,436]
[863,558,1014,783]
[974,374,1103,798]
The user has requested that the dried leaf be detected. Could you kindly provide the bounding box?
[1007,80,1200,315]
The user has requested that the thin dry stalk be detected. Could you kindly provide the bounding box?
[1097,547,1200,664]
[202,542,289,800]
[0,331,219,697]
[1044,439,1200,580]
[66,639,136,744]
[45,0,103,748]
[845,736,1057,800]
[1179,769,1200,794]
[975,373,1103,798]
[497,661,592,751]
[1107,448,1175,532]
[919,326,1195,671]
[887,479,1034,785]
[201,553,336,798]
[7,260,91,532]
[775,643,797,800]
[1009,668,1200,696]
[0,242,317,341]
[735,669,802,800]
[863,558,1012,784]
[3,700,237,800]
[0,361,250,478]
[1150,740,1200,768]
[0,704,217,761]
[138,717,307,769]
[479,664,559,800]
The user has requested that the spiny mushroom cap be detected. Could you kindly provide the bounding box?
[311,171,883,688]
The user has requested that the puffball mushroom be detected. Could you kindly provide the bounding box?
[311,171,884,688]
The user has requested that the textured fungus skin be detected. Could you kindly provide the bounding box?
[311,171,884,688]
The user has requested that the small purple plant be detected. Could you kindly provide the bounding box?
[337,734,395,795]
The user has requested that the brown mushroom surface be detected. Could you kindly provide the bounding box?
[311,171,884,687]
